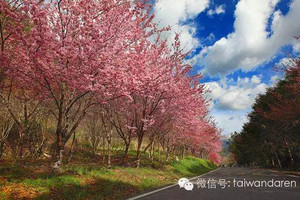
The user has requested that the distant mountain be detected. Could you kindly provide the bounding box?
[221,138,231,154]
[221,138,229,149]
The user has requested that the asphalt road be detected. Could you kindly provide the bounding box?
[129,167,300,200]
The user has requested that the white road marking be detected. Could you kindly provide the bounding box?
[287,175,300,178]
[268,169,300,179]
[127,168,221,200]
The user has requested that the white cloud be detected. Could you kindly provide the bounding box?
[205,75,267,110]
[207,4,226,16]
[270,75,280,84]
[206,33,216,42]
[251,75,261,84]
[293,42,300,52]
[154,0,209,51]
[277,57,294,67]
[198,0,300,76]
[206,75,268,135]
[212,110,248,135]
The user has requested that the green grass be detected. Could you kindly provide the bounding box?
[0,156,217,199]
[172,156,217,176]
[22,175,82,188]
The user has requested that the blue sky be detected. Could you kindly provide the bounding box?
[153,0,300,136]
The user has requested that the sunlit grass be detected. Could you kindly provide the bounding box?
[172,156,217,176]
[0,156,216,199]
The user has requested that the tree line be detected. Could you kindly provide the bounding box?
[0,0,221,168]
[230,56,300,169]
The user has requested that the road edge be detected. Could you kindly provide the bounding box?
[127,167,221,200]
[268,169,300,178]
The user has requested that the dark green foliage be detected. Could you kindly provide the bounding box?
[230,59,300,169]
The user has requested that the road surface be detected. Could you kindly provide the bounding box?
[129,167,300,200]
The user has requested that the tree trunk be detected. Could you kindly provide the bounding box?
[124,142,130,157]
[171,145,175,158]
[121,142,130,164]
[276,153,282,168]
[272,144,282,168]
[67,132,76,162]
[157,141,161,162]
[284,138,294,166]
[53,128,64,169]
[54,148,64,170]
[181,146,185,159]
[271,157,275,167]
[102,135,106,163]
[0,142,4,158]
[165,145,170,162]
[107,130,112,169]
[150,140,154,162]
[0,68,5,86]
[136,138,142,168]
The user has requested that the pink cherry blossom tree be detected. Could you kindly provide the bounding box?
[0,0,222,166]
[1,0,163,165]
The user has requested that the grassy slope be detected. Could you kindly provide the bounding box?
[0,157,216,200]
[172,156,216,176]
